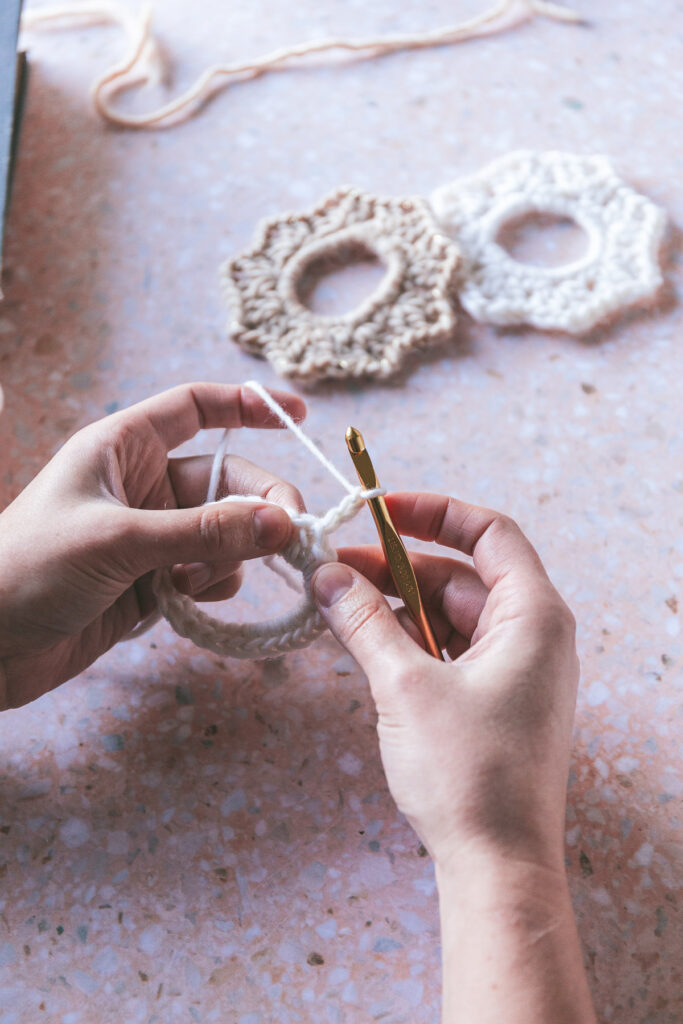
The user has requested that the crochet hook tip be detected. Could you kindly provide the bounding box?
[345,425,365,454]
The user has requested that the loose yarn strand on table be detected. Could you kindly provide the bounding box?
[21,0,581,129]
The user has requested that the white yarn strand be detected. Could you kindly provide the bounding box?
[206,427,231,504]
[145,383,384,660]
[243,380,358,496]
[21,0,581,129]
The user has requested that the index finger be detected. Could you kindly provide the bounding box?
[115,382,306,452]
[168,453,306,514]
[383,491,550,592]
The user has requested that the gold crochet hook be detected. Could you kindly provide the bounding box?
[345,427,444,661]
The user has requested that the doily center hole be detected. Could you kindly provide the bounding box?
[497,212,588,268]
[297,241,387,316]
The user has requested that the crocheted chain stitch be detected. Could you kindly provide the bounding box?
[223,187,460,381]
[430,150,666,333]
[151,381,383,660]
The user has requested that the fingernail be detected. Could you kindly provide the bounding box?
[184,562,212,593]
[313,563,354,607]
[253,505,290,549]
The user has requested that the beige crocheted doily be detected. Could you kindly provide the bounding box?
[222,187,460,381]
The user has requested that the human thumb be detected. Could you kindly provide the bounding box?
[312,562,419,681]
[118,500,294,575]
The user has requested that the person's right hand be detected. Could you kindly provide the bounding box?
[311,492,579,878]
[312,493,597,1023]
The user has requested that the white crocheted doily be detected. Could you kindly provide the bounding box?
[223,186,460,380]
[430,151,666,333]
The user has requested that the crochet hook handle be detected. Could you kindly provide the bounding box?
[346,427,444,661]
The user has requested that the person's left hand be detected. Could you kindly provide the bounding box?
[0,382,306,710]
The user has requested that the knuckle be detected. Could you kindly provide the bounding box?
[196,569,243,603]
[535,592,576,644]
[91,509,148,576]
[88,416,132,454]
[392,664,425,694]
[104,417,136,450]
[473,508,524,555]
[562,602,577,637]
[57,426,102,470]
[336,597,386,646]
[489,511,520,538]
[198,505,229,556]
[221,564,244,595]
[220,560,243,577]
[266,481,305,513]
[223,569,244,600]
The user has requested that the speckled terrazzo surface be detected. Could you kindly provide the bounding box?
[0,2,682,1022]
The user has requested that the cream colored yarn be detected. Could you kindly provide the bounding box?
[223,187,460,381]
[21,1,581,129]
[150,381,384,660]
[430,151,667,334]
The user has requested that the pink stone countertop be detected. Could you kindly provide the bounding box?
[0,2,681,1022]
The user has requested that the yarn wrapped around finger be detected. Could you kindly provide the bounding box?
[150,380,383,660]
[152,487,379,659]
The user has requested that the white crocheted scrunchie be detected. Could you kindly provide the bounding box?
[151,381,383,660]
[223,186,459,381]
[430,150,666,333]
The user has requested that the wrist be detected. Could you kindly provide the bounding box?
[435,846,571,919]
[430,810,568,889]
[435,850,596,1024]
